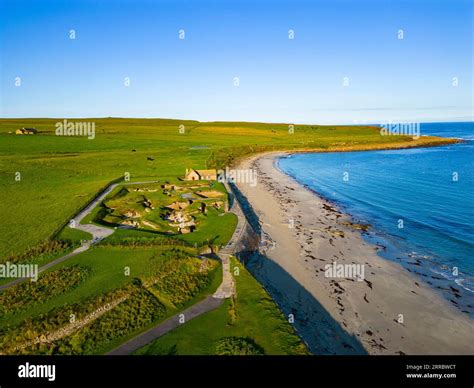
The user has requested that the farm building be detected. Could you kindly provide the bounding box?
[184,168,217,181]
[16,128,37,135]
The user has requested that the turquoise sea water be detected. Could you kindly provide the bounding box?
[278,122,474,315]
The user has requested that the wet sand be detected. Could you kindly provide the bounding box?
[234,152,474,355]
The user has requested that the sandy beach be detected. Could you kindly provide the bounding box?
[234,152,474,355]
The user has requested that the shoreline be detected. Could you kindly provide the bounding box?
[234,151,474,355]
[274,154,474,316]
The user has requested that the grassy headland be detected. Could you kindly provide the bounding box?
[0,118,456,259]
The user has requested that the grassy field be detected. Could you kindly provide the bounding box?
[0,118,455,259]
[135,257,308,355]
[0,246,223,354]
[0,117,456,355]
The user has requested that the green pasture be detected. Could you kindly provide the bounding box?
[0,117,450,259]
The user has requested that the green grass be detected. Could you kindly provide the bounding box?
[56,226,93,243]
[0,246,223,354]
[0,117,455,259]
[134,258,308,355]
[0,246,216,327]
[176,209,237,247]
[85,180,237,248]
[0,117,456,355]
[0,265,90,316]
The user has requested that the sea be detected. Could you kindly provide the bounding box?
[277,122,474,316]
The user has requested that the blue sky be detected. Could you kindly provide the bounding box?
[0,0,472,124]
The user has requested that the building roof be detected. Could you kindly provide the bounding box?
[195,169,216,176]
[16,128,37,134]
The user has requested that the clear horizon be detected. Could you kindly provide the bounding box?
[0,116,473,126]
[1,0,472,124]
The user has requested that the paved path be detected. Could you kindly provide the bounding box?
[220,181,248,255]
[0,179,160,291]
[107,296,224,355]
[107,180,248,355]
[73,179,162,240]
[2,177,248,355]
[0,243,91,291]
[211,180,248,299]
[212,253,235,299]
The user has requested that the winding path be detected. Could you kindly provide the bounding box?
[1,177,248,355]
[0,180,159,291]
[107,296,224,355]
[107,180,247,355]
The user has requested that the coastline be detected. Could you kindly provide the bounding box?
[276,151,474,315]
[233,151,474,355]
